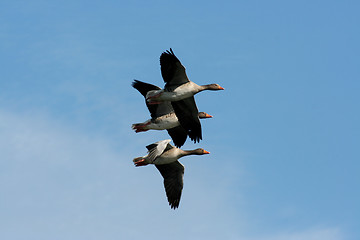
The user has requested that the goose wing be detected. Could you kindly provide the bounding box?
[167,125,188,148]
[171,97,202,143]
[145,139,172,163]
[155,161,185,209]
[160,48,189,91]
[132,80,173,119]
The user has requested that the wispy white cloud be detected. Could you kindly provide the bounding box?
[0,109,136,239]
[0,109,346,240]
[0,109,246,239]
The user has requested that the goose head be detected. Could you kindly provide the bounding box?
[190,148,210,155]
[198,112,213,119]
[204,84,225,91]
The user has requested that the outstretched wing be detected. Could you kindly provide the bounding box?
[160,48,189,90]
[167,125,188,148]
[145,139,172,163]
[155,161,185,209]
[171,97,202,143]
[132,80,173,119]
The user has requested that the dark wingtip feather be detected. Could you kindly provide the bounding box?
[163,48,173,55]
[159,48,183,83]
[131,79,139,87]
[169,199,180,209]
[132,80,161,97]
[161,48,177,59]
[146,143,157,151]
[188,128,202,143]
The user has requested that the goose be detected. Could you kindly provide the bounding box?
[147,48,224,143]
[145,48,224,104]
[133,139,210,209]
[131,80,212,147]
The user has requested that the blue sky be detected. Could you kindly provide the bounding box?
[1,0,359,239]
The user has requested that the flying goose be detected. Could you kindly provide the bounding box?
[146,48,224,104]
[146,49,224,143]
[131,80,212,147]
[133,139,210,209]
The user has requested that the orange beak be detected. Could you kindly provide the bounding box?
[205,113,213,118]
[219,86,225,90]
[203,150,210,154]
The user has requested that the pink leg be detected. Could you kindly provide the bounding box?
[132,122,151,133]
[147,101,162,105]
[134,159,149,167]
[146,92,162,104]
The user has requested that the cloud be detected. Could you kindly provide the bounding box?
[0,109,136,239]
[0,109,346,240]
[0,108,246,239]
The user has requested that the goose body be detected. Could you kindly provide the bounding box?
[131,80,212,147]
[132,112,180,131]
[146,82,200,103]
[132,111,212,132]
[146,81,224,103]
[133,139,210,209]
